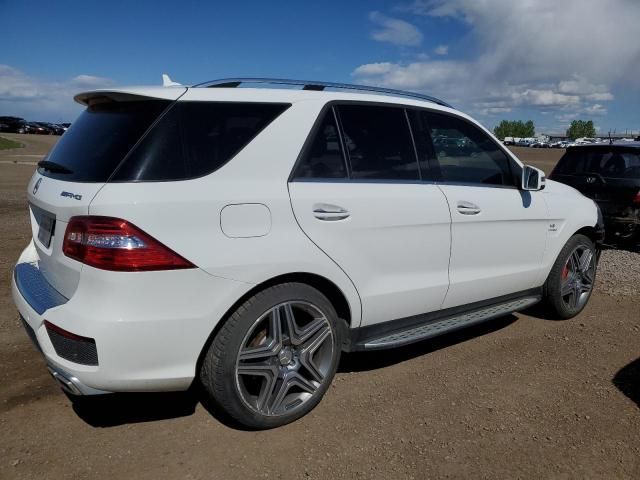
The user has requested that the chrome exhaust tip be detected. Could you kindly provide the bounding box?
[47,366,83,396]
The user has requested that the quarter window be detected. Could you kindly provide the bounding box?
[419,111,514,186]
[113,102,289,181]
[292,109,347,179]
[337,105,420,181]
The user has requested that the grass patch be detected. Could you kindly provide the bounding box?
[0,136,24,150]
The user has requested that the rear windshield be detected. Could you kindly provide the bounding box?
[112,101,289,181]
[554,148,640,179]
[39,100,171,182]
[39,100,289,183]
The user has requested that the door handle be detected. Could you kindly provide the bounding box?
[456,201,481,215]
[313,203,350,221]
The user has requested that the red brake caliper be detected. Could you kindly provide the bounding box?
[562,262,570,280]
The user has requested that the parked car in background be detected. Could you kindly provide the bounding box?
[12,78,603,429]
[0,116,27,133]
[503,136,515,146]
[531,141,550,148]
[24,122,49,135]
[550,143,640,245]
[43,123,65,135]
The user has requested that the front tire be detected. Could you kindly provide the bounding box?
[200,283,341,429]
[543,234,597,319]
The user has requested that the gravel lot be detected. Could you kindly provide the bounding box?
[1,136,639,479]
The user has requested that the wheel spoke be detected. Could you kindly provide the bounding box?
[569,250,580,273]
[236,362,281,413]
[561,280,574,297]
[238,308,282,362]
[299,324,332,382]
[281,303,327,346]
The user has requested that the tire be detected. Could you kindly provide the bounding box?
[200,283,342,429]
[543,234,597,319]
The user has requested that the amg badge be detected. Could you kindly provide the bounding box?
[61,191,82,201]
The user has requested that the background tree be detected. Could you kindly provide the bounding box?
[493,120,535,139]
[566,120,596,140]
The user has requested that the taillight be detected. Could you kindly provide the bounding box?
[633,191,640,204]
[63,216,195,271]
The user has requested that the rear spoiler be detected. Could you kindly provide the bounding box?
[74,87,187,106]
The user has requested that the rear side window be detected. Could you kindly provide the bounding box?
[39,100,170,182]
[292,109,347,179]
[554,149,640,179]
[113,102,290,181]
[420,111,514,186]
[337,105,419,180]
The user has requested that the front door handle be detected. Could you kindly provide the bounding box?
[313,203,350,221]
[456,201,481,215]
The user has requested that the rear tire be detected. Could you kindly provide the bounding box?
[200,283,341,429]
[543,234,597,319]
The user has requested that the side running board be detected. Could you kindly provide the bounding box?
[353,295,541,351]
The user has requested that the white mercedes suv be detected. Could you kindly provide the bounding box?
[12,78,604,429]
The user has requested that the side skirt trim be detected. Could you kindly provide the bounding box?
[348,288,542,351]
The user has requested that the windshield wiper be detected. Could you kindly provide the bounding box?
[37,160,73,174]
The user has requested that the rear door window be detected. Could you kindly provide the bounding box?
[336,105,420,181]
[418,111,514,186]
[113,102,290,181]
[39,100,171,182]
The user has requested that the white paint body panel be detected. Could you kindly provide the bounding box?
[438,185,549,308]
[12,84,598,393]
[289,182,451,326]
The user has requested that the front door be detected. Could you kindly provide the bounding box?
[412,109,549,308]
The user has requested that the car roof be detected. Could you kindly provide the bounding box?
[73,78,455,114]
[568,142,640,150]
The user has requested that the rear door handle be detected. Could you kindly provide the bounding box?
[313,203,350,221]
[456,201,481,215]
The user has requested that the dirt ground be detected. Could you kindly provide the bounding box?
[1,135,639,479]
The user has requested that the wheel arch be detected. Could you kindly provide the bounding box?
[194,272,355,380]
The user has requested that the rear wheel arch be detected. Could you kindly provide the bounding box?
[195,272,354,378]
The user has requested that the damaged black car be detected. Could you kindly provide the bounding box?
[550,143,640,246]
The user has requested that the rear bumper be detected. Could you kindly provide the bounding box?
[12,244,253,395]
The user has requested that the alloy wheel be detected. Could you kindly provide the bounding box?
[234,301,334,417]
[560,245,596,310]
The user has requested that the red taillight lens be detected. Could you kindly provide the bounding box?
[633,191,640,205]
[63,216,195,271]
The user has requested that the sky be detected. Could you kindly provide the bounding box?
[1,0,639,135]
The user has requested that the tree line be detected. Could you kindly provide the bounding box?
[493,119,596,140]
[493,120,535,139]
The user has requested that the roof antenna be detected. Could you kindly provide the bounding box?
[162,74,182,87]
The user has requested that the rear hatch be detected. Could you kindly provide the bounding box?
[27,88,185,298]
[550,146,640,216]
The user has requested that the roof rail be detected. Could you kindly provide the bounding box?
[193,78,453,109]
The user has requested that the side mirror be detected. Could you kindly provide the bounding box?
[522,165,546,191]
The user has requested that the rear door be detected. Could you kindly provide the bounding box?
[24,92,183,298]
[412,109,549,308]
[288,103,451,327]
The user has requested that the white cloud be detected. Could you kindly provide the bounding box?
[434,44,449,55]
[369,11,423,46]
[0,65,114,121]
[356,0,639,120]
[584,104,608,116]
